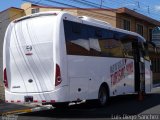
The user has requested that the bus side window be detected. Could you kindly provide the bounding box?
[72,22,81,34]
[95,28,102,38]
[98,30,114,57]
[97,30,125,58]
[88,26,101,55]
[64,20,90,56]
[107,31,124,58]
[120,34,134,58]
[78,25,102,56]
[70,23,90,51]
[64,20,136,59]
[138,41,150,61]
[144,42,150,61]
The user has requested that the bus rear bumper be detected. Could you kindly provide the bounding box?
[4,86,69,104]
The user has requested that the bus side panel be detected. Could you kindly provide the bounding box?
[67,56,135,101]
[110,59,135,95]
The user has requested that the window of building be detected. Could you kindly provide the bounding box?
[123,19,130,31]
[136,24,143,36]
[148,28,153,41]
[152,58,160,73]
[31,8,39,14]
[151,59,155,72]
[157,58,160,72]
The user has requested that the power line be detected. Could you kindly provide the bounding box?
[68,0,160,21]
[24,0,118,20]
[103,0,160,19]
[23,0,160,27]
[70,0,160,20]
[1,0,159,25]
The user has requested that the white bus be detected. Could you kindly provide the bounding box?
[3,11,152,107]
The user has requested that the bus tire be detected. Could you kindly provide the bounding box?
[52,102,69,109]
[98,85,109,107]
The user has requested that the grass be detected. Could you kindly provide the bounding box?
[0,83,4,101]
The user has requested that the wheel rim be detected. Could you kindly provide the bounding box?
[99,87,107,106]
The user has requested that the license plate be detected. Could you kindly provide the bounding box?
[24,96,33,102]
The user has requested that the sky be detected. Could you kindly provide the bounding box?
[0,0,24,11]
[0,0,160,20]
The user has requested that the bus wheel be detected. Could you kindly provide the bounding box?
[98,86,108,107]
[53,102,69,109]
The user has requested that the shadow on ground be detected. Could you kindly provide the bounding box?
[20,93,160,118]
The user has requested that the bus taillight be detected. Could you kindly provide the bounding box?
[4,68,8,88]
[55,64,62,86]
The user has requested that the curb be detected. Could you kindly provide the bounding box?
[151,86,160,93]
[1,105,54,116]
[1,109,32,116]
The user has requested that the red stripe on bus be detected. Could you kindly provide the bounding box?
[50,100,55,103]
[17,100,21,103]
[34,100,38,102]
[42,100,46,103]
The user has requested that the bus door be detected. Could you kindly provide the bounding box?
[133,42,145,93]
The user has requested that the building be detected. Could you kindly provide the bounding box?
[150,27,160,83]
[21,2,160,41]
[21,2,160,82]
[0,7,25,82]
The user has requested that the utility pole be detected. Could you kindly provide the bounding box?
[148,6,150,14]
[100,0,103,8]
[137,1,140,8]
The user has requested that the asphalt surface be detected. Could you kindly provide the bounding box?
[20,93,160,119]
[1,87,160,120]
[0,103,33,115]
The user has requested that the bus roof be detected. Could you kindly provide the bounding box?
[13,11,146,42]
[13,11,61,23]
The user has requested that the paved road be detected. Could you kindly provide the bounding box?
[18,89,160,120]
[0,103,33,115]
[1,87,160,120]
